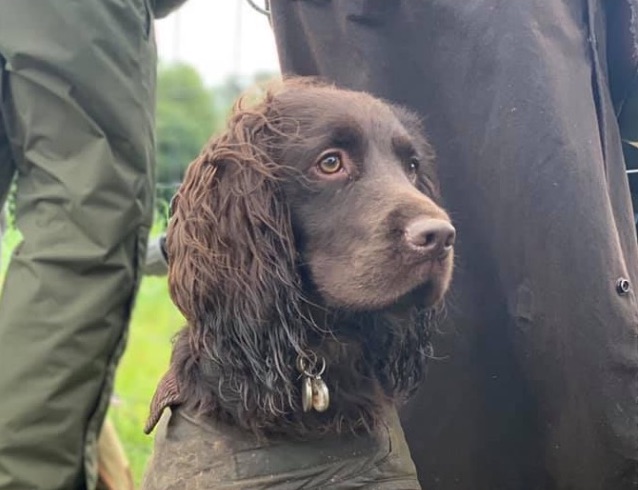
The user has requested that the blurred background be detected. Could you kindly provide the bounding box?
[0,0,280,484]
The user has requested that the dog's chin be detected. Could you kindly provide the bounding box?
[314,256,453,312]
[376,275,448,312]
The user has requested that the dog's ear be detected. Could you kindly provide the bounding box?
[165,96,308,430]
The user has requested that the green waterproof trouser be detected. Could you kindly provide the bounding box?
[0,1,156,488]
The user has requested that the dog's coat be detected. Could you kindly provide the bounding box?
[143,402,418,489]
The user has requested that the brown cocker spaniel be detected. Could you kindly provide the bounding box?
[142,79,455,490]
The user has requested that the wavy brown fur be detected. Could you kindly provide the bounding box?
[164,78,452,439]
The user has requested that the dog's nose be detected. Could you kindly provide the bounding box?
[405,218,456,255]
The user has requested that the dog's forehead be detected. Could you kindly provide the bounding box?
[276,88,408,137]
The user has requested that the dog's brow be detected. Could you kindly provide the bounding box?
[328,122,363,149]
[392,135,417,158]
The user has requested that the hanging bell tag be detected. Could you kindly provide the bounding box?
[296,354,330,413]
[301,376,313,413]
[311,376,329,412]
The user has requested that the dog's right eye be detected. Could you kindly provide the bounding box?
[409,156,420,173]
[317,153,343,174]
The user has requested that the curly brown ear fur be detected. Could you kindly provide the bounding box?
[166,93,311,433]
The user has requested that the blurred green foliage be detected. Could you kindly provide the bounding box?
[155,63,216,219]
[156,63,216,185]
[153,63,276,221]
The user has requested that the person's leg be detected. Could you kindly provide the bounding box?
[143,235,168,277]
[271,1,638,488]
[0,1,156,488]
[96,418,134,490]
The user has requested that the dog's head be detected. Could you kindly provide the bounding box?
[163,78,454,434]
[168,79,453,320]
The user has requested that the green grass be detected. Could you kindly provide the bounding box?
[0,227,20,275]
[1,227,183,485]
